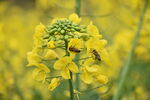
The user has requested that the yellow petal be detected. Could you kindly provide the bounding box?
[44,49,58,59]
[34,23,45,38]
[48,78,60,91]
[68,38,82,57]
[35,71,46,81]
[83,58,95,66]
[85,66,98,73]
[27,51,41,66]
[32,68,46,81]
[80,72,93,84]
[54,56,72,70]
[47,41,55,49]
[68,38,82,49]
[61,68,70,79]
[68,62,79,73]
[97,86,108,93]
[99,39,107,47]
[99,48,109,62]
[87,22,99,33]
[87,22,102,38]
[86,38,106,51]
[96,75,108,84]
[35,63,50,73]
[135,45,148,58]
[69,53,76,59]
[69,13,81,24]
[32,68,41,79]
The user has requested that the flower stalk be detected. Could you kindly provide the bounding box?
[75,0,81,16]
[75,0,81,93]
[69,71,74,100]
[65,40,74,100]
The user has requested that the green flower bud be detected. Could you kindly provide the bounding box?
[64,35,69,39]
[80,35,90,41]
[58,22,61,26]
[61,24,65,28]
[74,27,80,31]
[64,27,67,30]
[49,36,55,41]
[70,29,76,32]
[74,35,79,38]
[51,38,56,41]
[51,25,56,29]
[53,28,57,31]
[47,25,53,29]
[56,40,63,44]
[72,23,78,27]
[42,43,47,47]
[68,35,73,38]
[59,35,64,39]
[49,30,54,34]
[54,25,59,28]
[43,34,49,39]
[80,29,86,33]
[60,30,65,34]
[49,28,57,34]
[67,25,71,28]
[57,27,61,32]
[55,35,62,40]
[68,21,72,25]
[68,32,74,36]
[66,29,70,32]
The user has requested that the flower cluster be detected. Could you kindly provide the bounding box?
[27,13,109,91]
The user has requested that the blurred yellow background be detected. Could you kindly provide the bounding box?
[0,0,150,100]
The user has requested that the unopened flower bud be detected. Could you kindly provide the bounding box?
[47,41,55,49]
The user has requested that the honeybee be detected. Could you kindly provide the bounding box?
[92,49,101,61]
[69,47,81,53]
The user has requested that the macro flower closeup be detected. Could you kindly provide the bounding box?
[0,0,150,100]
[26,13,110,98]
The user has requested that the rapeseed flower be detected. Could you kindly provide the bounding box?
[27,13,109,98]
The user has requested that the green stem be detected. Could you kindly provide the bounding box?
[113,0,148,100]
[75,0,81,93]
[75,0,81,16]
[69,72,74,100]
[65,40,74,100]
[74,55,80,91]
